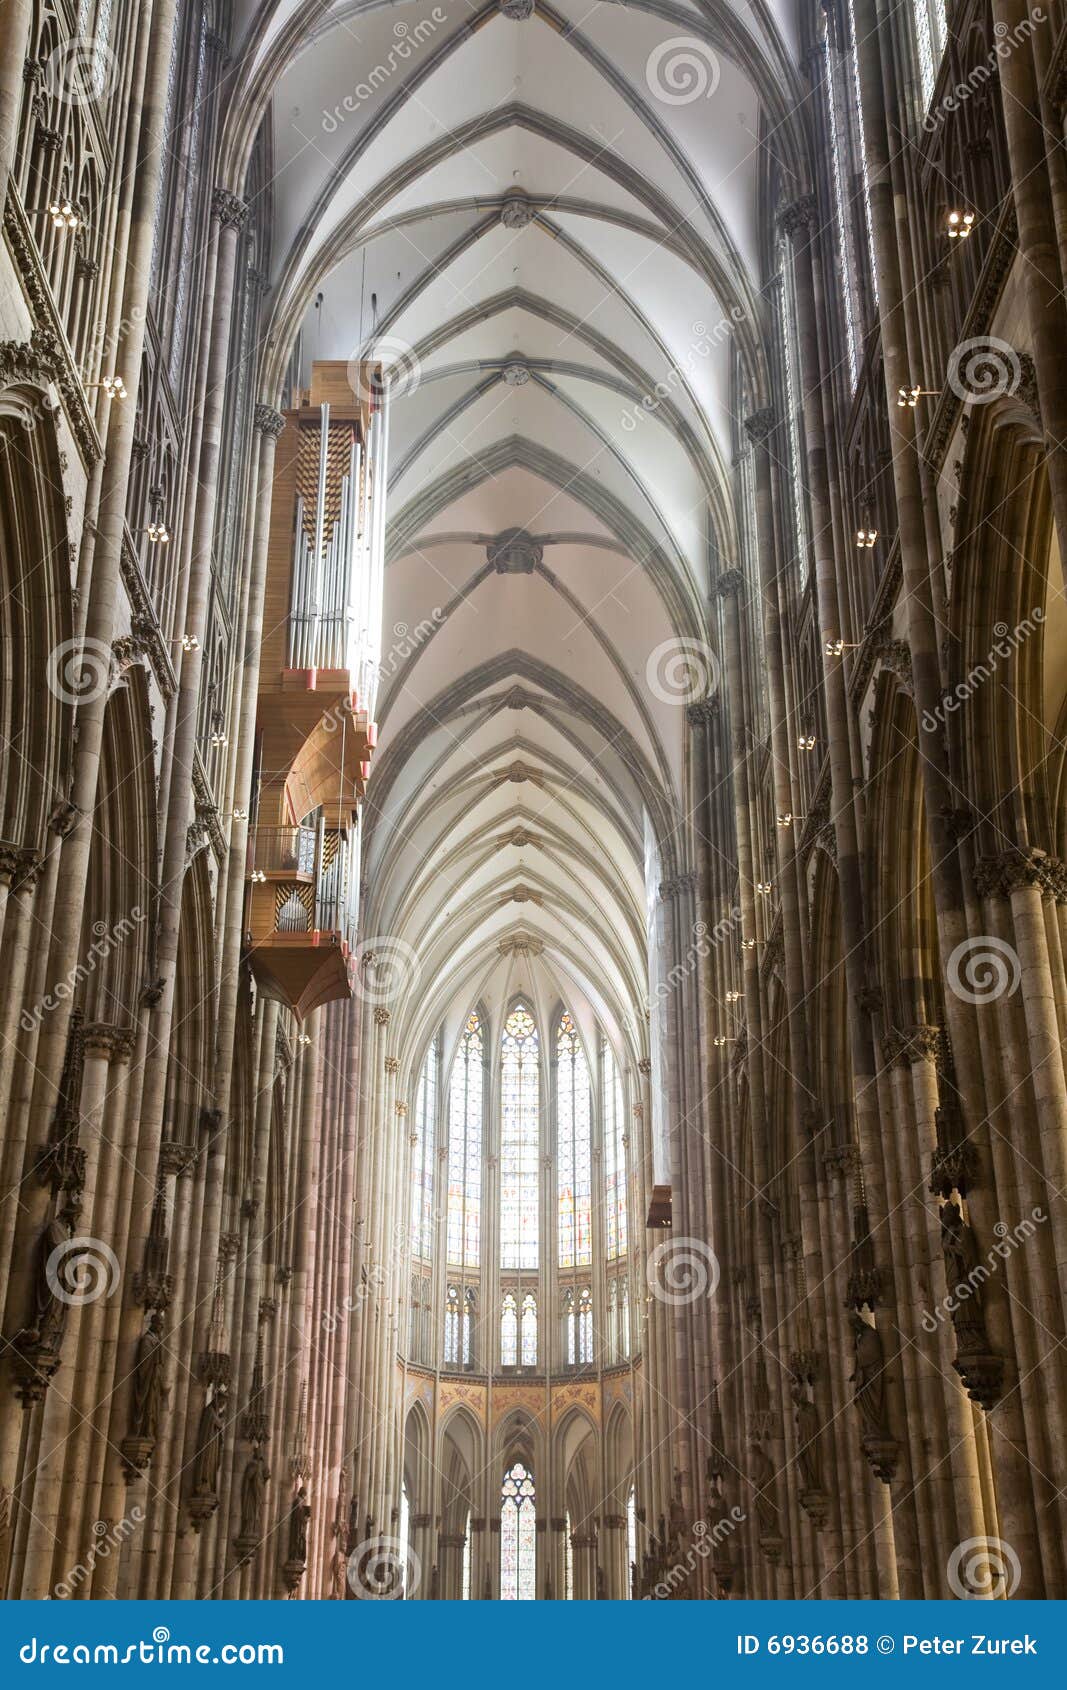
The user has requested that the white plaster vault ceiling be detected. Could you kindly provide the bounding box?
[225,0,808,1074]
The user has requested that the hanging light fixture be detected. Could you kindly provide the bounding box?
[896,383,937,408]
[725,990,741,1003]
[946,209,975,240]
[47,199,79,230]
[855,525,878,549]
[179,633,199,652]
[797,732,816,751]
[144,521,170,544]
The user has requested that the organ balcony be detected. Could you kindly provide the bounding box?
[245,823,359,1021]
[246,360,388,1018]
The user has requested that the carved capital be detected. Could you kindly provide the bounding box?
[743,407,775,444]
[777,193,817,239]
[212,189,248,229]
[253,404,286,438]
[715,568,745,598]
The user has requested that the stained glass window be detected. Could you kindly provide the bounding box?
[410,1034,438,1260]
[776,243,810,583]
[444,1285,460,1365]
[603,1045,627,1260]
[913,0,947,106]
[500,1005,539,1269]
[578,1287,593,1364]
[557,1012,592,1268]
[443,1284,459,1365]
[447,1012,483,1267]
[463,1288,475,1367]
[500,1462,536,1599]
[521,1293,537,1366]
[501,1292,518,1366]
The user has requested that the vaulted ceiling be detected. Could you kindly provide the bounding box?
[225,0,810,1073]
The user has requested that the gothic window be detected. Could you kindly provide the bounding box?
[557,1011,592,1269]
[500,1462,536,1599]
[500,1004,539,1269]
[447,1012,483,1267]
[821,2,878,393]
[603,1044,627,1260]
[775,240,810,582]
[521,1293,537,1367]
[410,1033,438,1260]
[608,1277,618,1359]
[501,1291,518,1366]
[444,1285,460,1365]
[563,1287,576,1365]
[578,1287,593,1364]
[912,0,947,107]
[463,1288,476,1367]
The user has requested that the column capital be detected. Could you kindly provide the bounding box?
[777,193,817,239]
[685,695,719,725]
[715,568,745,598]
[82,1022,135,1062]
[743,406,776,444]
[212,188,249,230]
[253,403,286,438]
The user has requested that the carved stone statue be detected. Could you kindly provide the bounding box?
[848,1311,888,1439]
[191,1385,227,1499]
[792,1383,825,1494]
[32,1218,79,1354]
[239,1448,270,1540]
[941,1198,980,1298]
[748,1442,779,1535]
[130,1311,166,1442]
[287,1484,311,1564]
